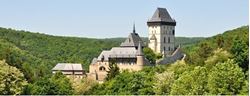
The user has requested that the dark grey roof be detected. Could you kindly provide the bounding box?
[136,41,144,56]
[148,8,175,23]
[96,47,138,61]
[120,32,145,47]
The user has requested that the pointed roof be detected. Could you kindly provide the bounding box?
[120,32,145,47]
[120,24,145,47]
[147,8,176,26]
[133,23,136,33]
[136,41,144,56]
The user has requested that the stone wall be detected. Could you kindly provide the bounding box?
[156,46,184,64]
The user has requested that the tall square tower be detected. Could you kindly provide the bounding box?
[147,8,176,56]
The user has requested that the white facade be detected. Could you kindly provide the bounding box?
[148,25,175,56]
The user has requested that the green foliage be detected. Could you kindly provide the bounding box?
[88,70,155,95]
[0,27,122,82]
[231,36,249,72]
[170,66,208,95]
[174,37,205,46]
[24,72,73,95]
[239,79,249,95]
[205,48,232,69]
[154,71,174,95]
[105,61,120,81]
[0,25,247,95]
[207,60,245,95]
[143,47,156,64]
[184,26,248,68]
[0,60,27,95]
[72,78,98,95]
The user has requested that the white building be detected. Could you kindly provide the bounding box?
[147,8,176,56]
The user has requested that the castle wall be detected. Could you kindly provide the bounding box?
[88,59,146,81]
[156,46,184,64]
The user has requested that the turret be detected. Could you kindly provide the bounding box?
[136,41,144,66]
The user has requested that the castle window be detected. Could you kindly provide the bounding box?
[168,37,170,43]
[129,38,131,42]
[168,47,171,51]
[172,30,175,35]
[164,37,166,43]
[164,46,166,51]
[101,55,104,62]
[99,66,106,71]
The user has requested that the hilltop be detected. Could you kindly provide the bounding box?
[0,25,248,95]
[0,27,204,82]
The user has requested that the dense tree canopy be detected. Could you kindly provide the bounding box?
[207,60,245,95]
[0,60,27,95]
[24,72,73,95]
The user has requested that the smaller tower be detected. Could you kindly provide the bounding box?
[136,41,144,66]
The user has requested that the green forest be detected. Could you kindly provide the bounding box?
[0,26,248,95]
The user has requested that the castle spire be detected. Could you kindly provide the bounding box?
[133,23,136,33]
[136,41,144,56]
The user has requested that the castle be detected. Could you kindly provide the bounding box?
[87,8,184,82]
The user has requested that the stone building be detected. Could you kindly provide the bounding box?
[52,7,184,81]
[88,25,150,82]
[87,7,183,82]
[147,8,184,64]
[52,63,85,78]
[148,8,176,56]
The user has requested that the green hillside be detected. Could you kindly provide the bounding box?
[0,27,204,82]
[0,26,248,95]
[86,26,249,95]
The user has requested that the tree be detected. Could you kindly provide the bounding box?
[230,37,248,72]
[195,42,213,65]
[205,48,232,69]
[72,78,97,95]
[143,47,156,65]
[0,60,27,95]
[207,59,245,95]
[216,35,224,48]
[154,71,174,95]
[87,70,155,95]
[25,72,73,95]
[105,61,120,81]
[170,66,208,95]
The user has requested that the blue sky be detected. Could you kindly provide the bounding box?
[0,0,248,38]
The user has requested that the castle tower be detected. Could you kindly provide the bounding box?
[136,41,144,66]
[147,8,176,56]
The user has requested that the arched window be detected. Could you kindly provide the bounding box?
[168,47,171,51]
[172,30,175,35]
[164,46,166,51]
[99,66,106,71]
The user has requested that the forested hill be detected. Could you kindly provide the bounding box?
[0,27,204,82]
[85,25,249,95]
[0,25,248,95]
